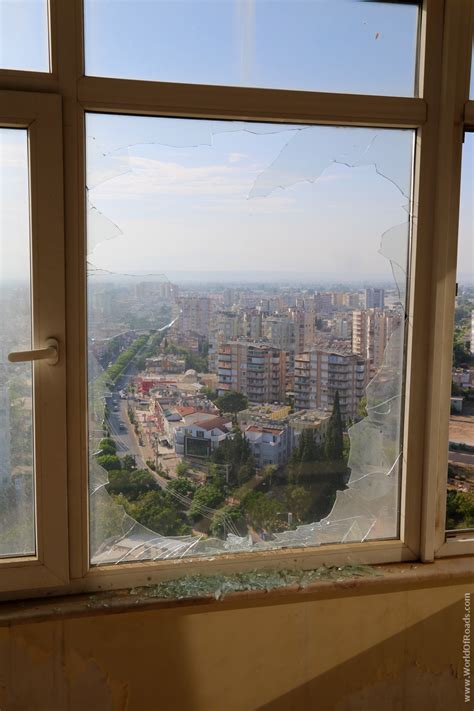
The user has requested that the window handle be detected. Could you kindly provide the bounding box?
[8,337,59,366]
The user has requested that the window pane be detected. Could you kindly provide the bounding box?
[0,0,49,72]
[0,128,35,557]
[446,132,474,532]
[86,113,413,565]
[84,0,419,97]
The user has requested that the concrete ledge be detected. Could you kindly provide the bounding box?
[0,556,473,626]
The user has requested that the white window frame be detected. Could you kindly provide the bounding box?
[0,90,68,594]
[0,0,472,599]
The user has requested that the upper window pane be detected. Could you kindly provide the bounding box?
[0,0,50,72]
[84,0,420,97]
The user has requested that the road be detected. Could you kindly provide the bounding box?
[105,396,148,469]
[448,450,474,466]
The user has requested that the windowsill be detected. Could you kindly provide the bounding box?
[1,556,473,627]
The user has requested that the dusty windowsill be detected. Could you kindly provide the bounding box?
[0,556,474,627]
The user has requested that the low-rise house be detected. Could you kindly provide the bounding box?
[238,405,331,466]
[244,425,290,468]
[174,414,232,458]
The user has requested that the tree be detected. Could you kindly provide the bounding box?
[96,454,122,471]
[165,477,196,502]
[325,391,344,461]
[446,490,474,529]
[242,491,280,532]
[285,485,310,523]
[188,483,225,521]
[99,437,117,456]
[175,461,190,477]
[121,454,137,471]
[107,468,157,500]
[215,390,248,414]
[357,396,368,420]
[127,491,190,535]
[209,505,244,538]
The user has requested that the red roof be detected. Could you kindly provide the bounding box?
[199,416,231,432]
[246,425,284,436]
[176,406,198,417]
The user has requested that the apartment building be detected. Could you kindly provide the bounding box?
[294,348,367,421]
[290,306,316,353]
[263,315,294,351]
[217,341,287,404]
[352,309,402,373]
[172,296,211,338]
[364,287,385,309]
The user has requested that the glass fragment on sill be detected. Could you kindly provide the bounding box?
[86,115,412,564]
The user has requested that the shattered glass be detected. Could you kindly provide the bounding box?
[86,114,413,565]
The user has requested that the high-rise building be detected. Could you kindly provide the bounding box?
[217,342,287,404]
[291,305,316,354]
[332,314,352,340]
[173,296,211,338]
[264,316,294,351]
[294,348,367,421]
[352,309,401,373]
[365,287,385,309]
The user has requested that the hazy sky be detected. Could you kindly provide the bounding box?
[0,1,472,284]
[86,113,413,281]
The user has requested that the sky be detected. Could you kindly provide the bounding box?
[86,114,413,282]
[0,1,472,284]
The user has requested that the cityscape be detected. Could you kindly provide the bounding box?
[86,275,407,562]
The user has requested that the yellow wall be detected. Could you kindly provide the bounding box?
[0,581,470,710]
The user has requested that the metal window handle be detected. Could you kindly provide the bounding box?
[8,338,59,366]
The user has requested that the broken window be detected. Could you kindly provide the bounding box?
[84,0,420,96]
[446,131,474,533]
[86,113,414,564]
[0,128,36,557]
[0,0,50,72]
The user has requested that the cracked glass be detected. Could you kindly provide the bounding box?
[0,0,50,72]
[0,128,36,557]
[86,113,414,564]
[446,132,474,533]
[84,0,420,97]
